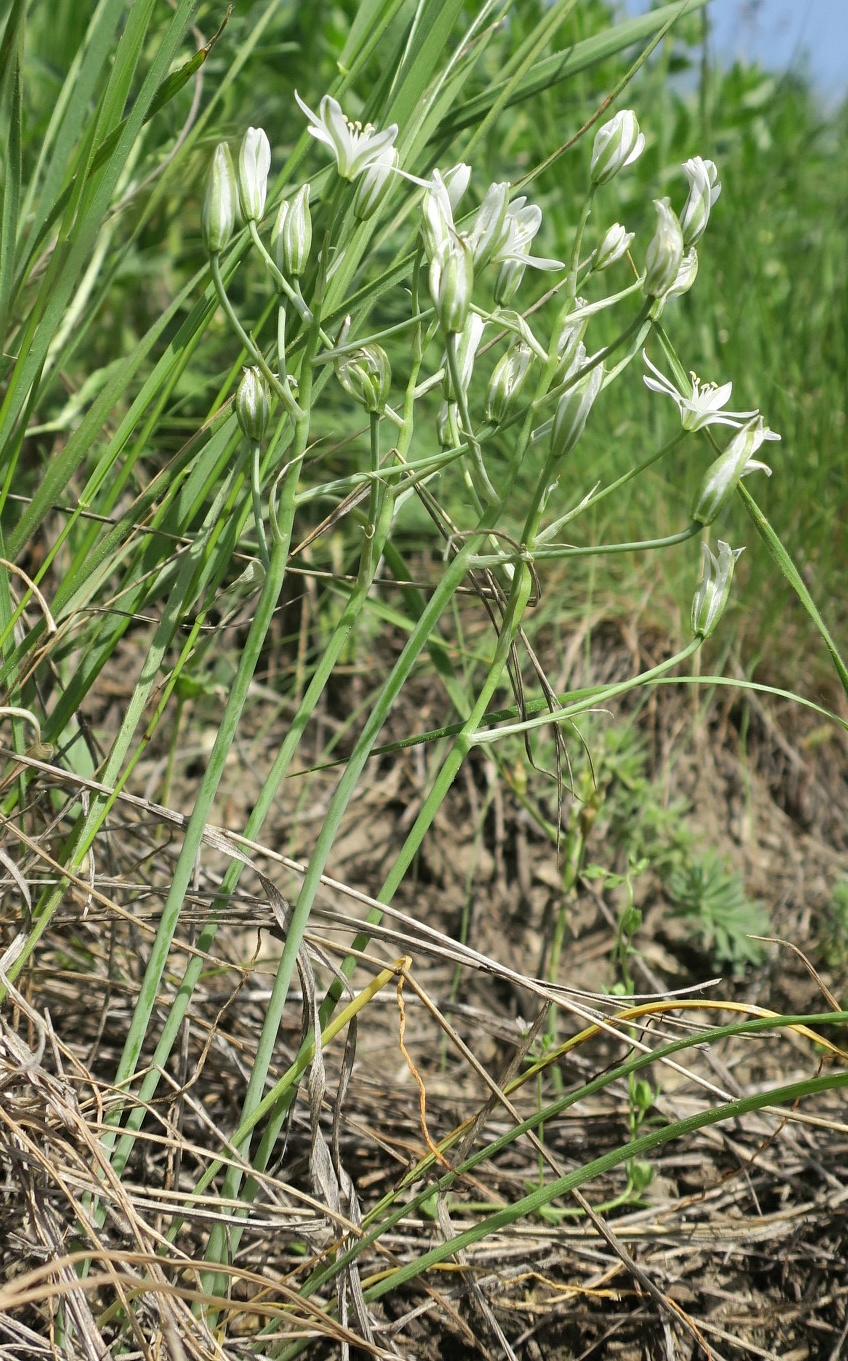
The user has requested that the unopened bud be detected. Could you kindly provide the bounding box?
[353,145,399,220]
[202,142,237,254]
[692,417,775,525]
[235,366,270,441]
[551,347,604,458]
[680,157,721,247]
[644,198,684,298]
[485,341,533,424]
[238,127,271,223]
[335,343,391,413]
[272,184,312,277]
[554,301,589,374]
[590,110,645,186]
[691,540,743,639]
[430,234,474,334]
[593,222,635,271]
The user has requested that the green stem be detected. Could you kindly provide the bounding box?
[99,494,299,1186]
[250,440,270,569]
[470,638,702,745]
[447,333,497,504]
[535,430,687,543]
[248,219,313,325]
[209,252,303,419]
[738,482,848,700]
[470,523,701,568]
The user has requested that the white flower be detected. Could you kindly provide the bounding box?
[551,342,604,458]
[493,200,563,272]
[593,222,635,272]
[691,540,744,639]
[643,352,759,432]
[442,311,484,401]
[442,163,471,212]
[692,416,780,525]
[421,170,456,259]
[664,246,699,299]
[643,198,684,298]
[680,157,721,246]
[237,127,271,222]
[492,199,563,304]
[590,110,645,185]
[353,145,399,220]
[466,181,510,268]
[295,91,398,180]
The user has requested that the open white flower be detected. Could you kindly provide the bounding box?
[491,199,563,304]
[643,352,759,432]
[295,91,398,180]
[493,200,563,272]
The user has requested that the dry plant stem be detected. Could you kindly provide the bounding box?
[269,1012,848,1350]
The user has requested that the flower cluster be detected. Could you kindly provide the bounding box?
[196,90,779,651]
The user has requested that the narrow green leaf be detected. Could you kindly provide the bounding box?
[437,0,708,137]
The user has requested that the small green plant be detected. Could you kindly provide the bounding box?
[821,878,848,974]
[667,848,770,972]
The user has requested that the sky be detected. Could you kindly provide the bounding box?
[624,0,848,100]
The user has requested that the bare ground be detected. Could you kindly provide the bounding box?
[2,600,848,1360]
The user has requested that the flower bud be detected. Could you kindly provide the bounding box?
[334,344,391,413]
[485,341,533,424]
[551,346,604,458]
[442,312,484,402]
[665,246,699,299]
[235,366,270,441]
[272,184,312,277]
[679,157,721,247]
[553,301,588,374]
[691,417,776,525]
[353,145,399,220]
[691,540,744,639]
[590,110,645,186]
[202,142,237,254]
[643,198,684,299]
[429,234,474,334]
[467,181,510,268]
[593,222,635,271]
[238,127,271,223]
[493,258,525,306]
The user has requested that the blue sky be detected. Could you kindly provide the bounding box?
[624,0,848,99]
